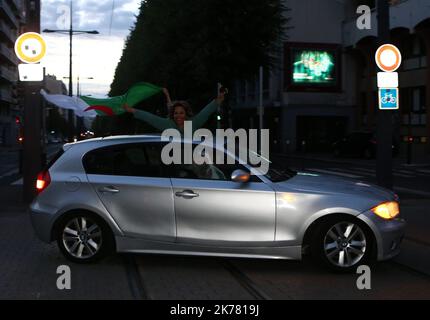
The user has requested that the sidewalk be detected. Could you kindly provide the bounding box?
[272,152,430,168]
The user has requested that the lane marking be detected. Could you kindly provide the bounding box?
[0,168,19,179]
[393,172,414,178]
[328,167,374,177]
[307,168,363,179]
[12,179,23,186]
[351,167,375,174]
[396,169,414,174]
[417,169,430,175]
[394,187,430,197]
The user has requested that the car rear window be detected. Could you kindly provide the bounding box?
[45,148,65,171]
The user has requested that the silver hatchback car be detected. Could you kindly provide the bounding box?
[30,135,406,272]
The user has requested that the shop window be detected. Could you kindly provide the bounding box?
[402,35,426,70]
[401,87,426,126]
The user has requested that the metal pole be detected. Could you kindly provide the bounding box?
[407,90,412,165]
[22,0,42,203]
[68,0,74,142]
[259,66,264,153]
[376,0,393,189]
[41,67,47,167]
[217,83,222,129]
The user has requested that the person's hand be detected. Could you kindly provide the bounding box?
[122,103,135,114]
[163,88,173,107]
[162,88,170,97]
[217,87,228,104]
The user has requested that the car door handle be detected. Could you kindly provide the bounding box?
[98,186,120,194]
[175,190,199,198]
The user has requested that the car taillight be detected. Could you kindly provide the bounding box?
[36,171,51,193]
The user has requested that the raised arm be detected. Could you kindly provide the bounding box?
[163,88,173,111]
[192,88,227,130]
[123,104,174,131]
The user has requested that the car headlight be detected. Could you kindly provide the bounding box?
[371,201,400,220]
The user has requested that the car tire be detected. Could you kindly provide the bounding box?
[310,216,374,273]
[56,212,114,264]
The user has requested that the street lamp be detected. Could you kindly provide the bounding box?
[42,1,99,141]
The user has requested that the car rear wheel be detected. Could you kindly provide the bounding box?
[57,213,113,263]
[311,217,373,272]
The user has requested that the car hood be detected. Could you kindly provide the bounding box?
[274,172,395,202]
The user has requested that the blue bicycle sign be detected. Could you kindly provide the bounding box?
[379,88,399,110]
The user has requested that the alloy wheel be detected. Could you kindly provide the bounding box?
[62,217,103,259]
[323,222,367,268]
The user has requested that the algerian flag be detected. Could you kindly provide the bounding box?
[41,89,96,117]
[41,82,163,117]
[81,82,162,116]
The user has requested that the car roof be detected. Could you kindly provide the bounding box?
[64,135,161,146]
[62,134,212,151]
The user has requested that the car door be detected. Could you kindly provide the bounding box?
[169,145,276,245]
[84,142,176,241]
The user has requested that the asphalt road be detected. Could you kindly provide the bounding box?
[0,148,429,300]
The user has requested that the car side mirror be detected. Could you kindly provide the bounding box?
[231,170,250,183]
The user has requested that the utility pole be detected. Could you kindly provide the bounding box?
[43,0,99,142]
[259,66,264,153]
[376,0,393,189]
[22,0,42,203]
[68,0,74,142]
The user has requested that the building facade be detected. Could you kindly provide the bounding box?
[231,0,430,157]
[0,0,24,146]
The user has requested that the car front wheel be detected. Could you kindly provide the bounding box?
[57,213,113,263]
[311,217,373,272]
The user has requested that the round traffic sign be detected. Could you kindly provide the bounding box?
[14,32,47,64]
[375,44,402,72]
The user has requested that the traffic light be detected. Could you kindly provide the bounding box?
[15,116,21,125]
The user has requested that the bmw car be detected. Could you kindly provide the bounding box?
[30,135,406,272]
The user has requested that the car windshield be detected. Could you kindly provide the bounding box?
[243,150,297,182]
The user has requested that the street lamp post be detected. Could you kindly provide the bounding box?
[43,1,98,141]
[77,76,94,136]
[376,0,393,190]
[62,75,94,138]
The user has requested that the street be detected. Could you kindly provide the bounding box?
[1,147,429,300]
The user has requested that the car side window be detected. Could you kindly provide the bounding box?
[83,143,168,178]
[168,144,261,182]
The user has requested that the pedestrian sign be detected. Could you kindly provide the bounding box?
[378,88,399,110]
